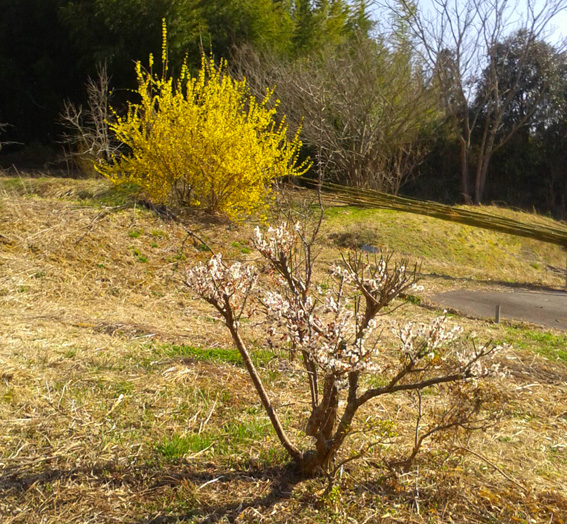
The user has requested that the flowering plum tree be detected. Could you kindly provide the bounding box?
[186,223,502,476]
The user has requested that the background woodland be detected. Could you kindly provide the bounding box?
[1,0,567,217]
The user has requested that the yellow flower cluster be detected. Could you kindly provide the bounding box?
[97,48,309,220]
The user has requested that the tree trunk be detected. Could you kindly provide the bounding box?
[299,397,360,476]
[474,137,496,205]
[226,322,303,465]
[459,136,472,204]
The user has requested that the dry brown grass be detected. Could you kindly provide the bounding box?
[1,177,566,523]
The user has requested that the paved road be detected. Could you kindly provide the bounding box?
[432,289,567,331]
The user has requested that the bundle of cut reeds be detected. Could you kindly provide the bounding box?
[304,179,567,247]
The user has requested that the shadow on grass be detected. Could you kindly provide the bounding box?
[419,270,565,293]
[139,465,303,523]
[0,460,304,524]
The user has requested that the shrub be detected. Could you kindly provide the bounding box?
[186,222,505,478]
[234,39,441,194]
[97,31,309,220]
[60,65,120,177]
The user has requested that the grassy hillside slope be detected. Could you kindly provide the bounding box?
[1,177,566,523]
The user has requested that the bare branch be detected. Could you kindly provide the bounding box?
[59,64,120,173]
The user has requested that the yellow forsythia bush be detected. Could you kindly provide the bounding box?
[97,52,309,220]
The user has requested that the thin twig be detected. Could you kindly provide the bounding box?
[74,204,130,246]
[455,446,528,493]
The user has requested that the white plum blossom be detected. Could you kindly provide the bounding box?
[187,223,501,382]
[394,315,463,359]
[329,263,357,284]
[330,260,391,291]
[330,255,416,306]
[391,314,507,379]
[186,254,258,315]
[262,287,380,374]
[454,344,507,380]
[253,223,298,260]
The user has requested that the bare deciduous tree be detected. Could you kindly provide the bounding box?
[233,39,440,194]
[393,0,567,204]
[60,64,120,175]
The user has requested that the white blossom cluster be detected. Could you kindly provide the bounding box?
[329,263,357,284]
[453,344,507,380]
[394,315,506,379]
[330,261,391,292]
[263,289,380,374]
[187,224,500,382]
[395,315,463,359]
[185,254,258,314]
[253,223,298,260]
[329,257,413,301]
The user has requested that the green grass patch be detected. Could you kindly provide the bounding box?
[161,344,275,368]
[364,374,390,389]
[323,206,565,283]
[155,419,271,461]
[167,253,186,262]
[231,241,251,254]
[503,327,567,362]
[156,433,215,459]
[113,380,135,396]
[63,348,77,359]
[131,248,148,263]
[223,418,270,443]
